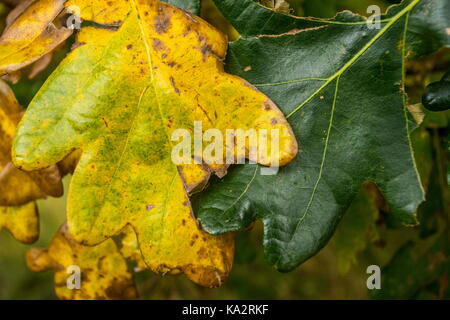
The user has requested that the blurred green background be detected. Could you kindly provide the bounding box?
[0,0,448,300]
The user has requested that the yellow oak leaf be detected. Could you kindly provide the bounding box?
[0,202,38,243]
[5,0,36,29]
[26,224,138,300]
[13,0,298,287]
[0,0,72,76]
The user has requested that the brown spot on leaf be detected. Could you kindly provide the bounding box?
[152,39,165,51]
[170,76,180,95]
[263,100,274,110]
[155,7,172,34]
[200,44,213,61]
[197,248,207,257]
[183,25,191,37]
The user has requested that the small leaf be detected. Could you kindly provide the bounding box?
[0,0,73,76]
[5,0,36,29]
[0,202,38,244]
[26,224,138,300]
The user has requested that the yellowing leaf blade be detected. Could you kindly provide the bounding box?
[26,224,138,300]
[0,202,39,244]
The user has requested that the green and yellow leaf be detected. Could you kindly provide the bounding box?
[0,202,38,244]
[12,0,298,287]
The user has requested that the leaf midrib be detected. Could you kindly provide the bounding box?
[286,0,421,119]
[86,0,177,235]
[131,0,180,160]
[132,0,222,271]
[253,1,394,26]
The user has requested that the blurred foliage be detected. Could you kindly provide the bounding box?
[331,183,381,274]
[0,178,68,299]
[0,0,448,299]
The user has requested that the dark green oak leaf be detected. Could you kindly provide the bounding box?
[194,0,449,272]
[422,70,450,112]
[161,0,201,14]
